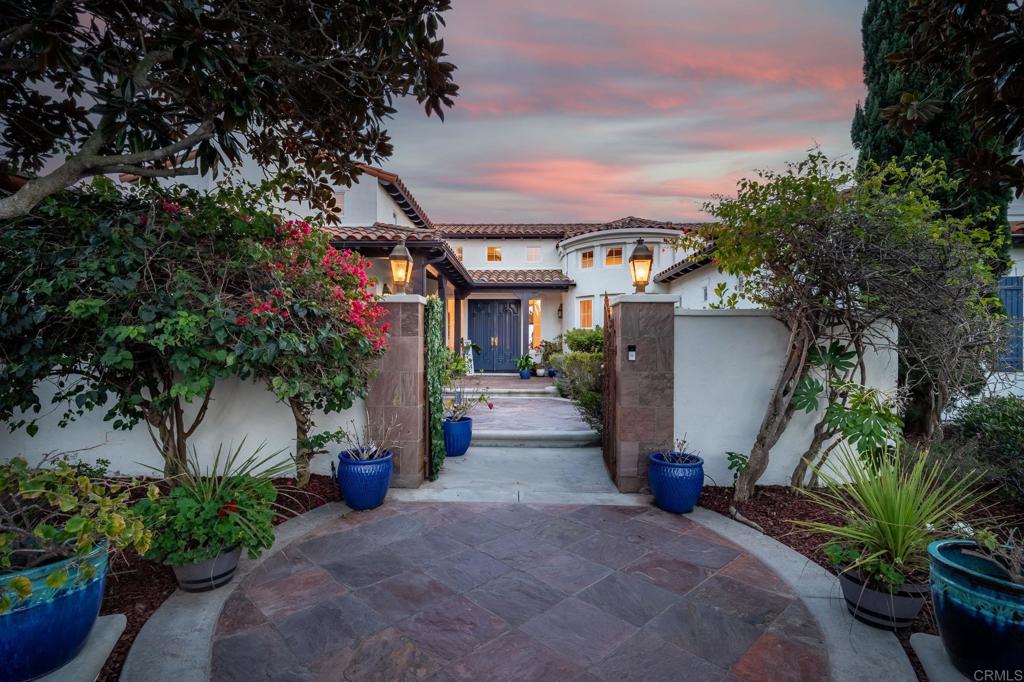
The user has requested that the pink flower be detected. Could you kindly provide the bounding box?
[161,201,179,215]
[487,401,494,410]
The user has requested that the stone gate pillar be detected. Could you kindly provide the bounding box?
[366,294,426,488]
[607,295,677,493]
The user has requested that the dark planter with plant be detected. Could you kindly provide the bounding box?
[515,353,534,379]
[796,447,986,630]
[442,389,493,457]
[928,533,1023,677]
[134,443,288,592]
[539,337,562,379]
[0,456,151,681]
[648,439,705,513]
[335,419,399,510]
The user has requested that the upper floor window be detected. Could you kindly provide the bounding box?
[580,250,594,269]
[487,246,502,262]
[454,246,464,261]
[526,246,542,263]
[605,246,623,266]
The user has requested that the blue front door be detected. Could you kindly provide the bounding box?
[468,300,521,372]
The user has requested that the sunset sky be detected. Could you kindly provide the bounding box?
[383,0,1024,224]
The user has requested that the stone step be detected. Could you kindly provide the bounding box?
[471,429,600,448]
[444,386,559,398]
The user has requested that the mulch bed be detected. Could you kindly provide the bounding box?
[97,473,340,682]
[699,484,1023,682]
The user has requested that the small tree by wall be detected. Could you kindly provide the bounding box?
[677,153,1005,505]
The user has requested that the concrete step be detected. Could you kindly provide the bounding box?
[471,429,600,448]
[444,386,559,398]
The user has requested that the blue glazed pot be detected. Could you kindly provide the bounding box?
[1,543,108,682]
[336,450,393,511]
[648,452,704,514]
[547,367,557,378]
[443,417,473,457]
[929,539,1024,677]
[519,369,531,379]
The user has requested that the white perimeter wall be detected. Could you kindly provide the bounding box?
[1,378,365,477]
[673,310,898,486]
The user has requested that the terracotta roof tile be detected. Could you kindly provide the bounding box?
[438,216,703,240]
[468,269,574,286]
[320,222,439,242]
[356,165,432,229]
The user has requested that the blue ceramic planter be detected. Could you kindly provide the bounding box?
[443,417,473,457]
[336,450,393,511]
[1,543,108,682]
[929,539,1024,677]
[547,367,557,378]
[519,369,531,380]
[648,452,704,514]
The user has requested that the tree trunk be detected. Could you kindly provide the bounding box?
[290,397,314,488]
[789,417,836,488]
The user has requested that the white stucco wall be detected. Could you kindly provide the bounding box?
[446,239,562,270]
[1,378,365,477]
[673,310,899,486]
[662,268,755,310]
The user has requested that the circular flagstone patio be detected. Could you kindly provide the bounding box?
[212,502,828,682]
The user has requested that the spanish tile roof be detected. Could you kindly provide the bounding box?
[468,269,575,287]
[356,164,433,229]
[321,222,440,242]
[438,216,702,241]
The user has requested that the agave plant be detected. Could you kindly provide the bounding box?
[794,445,990,590]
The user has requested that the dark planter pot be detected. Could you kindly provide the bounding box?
[337,450,393,511]
[647,452,704,514]
[1,543,108,682]
[443,417,473,457]
[836,568,927,630]
[172,547,242,593]
[519,369,531,379]
[929,539,1024,677]
[547,367,557,378]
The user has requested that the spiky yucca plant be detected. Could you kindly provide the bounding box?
[794,446,990,590]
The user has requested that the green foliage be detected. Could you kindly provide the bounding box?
[537,336,563,365]
[425,297,446,481]
[0,456,152,613]
[132,443,289,566]
[564,327,603,353]
[952,396,1024,503]
[795,446,989,590]
[707,282,739,310]
[514,354,535,372]
[726,452,749,482]
[0,0,459,218]
[554,352,603,434]
[824,385,903,458]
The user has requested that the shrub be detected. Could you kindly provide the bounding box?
[565,327,603,353]
[951,396,1024,502]
[555,352,603,433]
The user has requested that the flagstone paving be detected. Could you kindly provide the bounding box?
[212,502,828,682]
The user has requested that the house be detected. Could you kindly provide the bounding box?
[324,166,737,371]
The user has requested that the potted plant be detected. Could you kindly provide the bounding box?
[335,418,399,510]
[443,387,494,457]
[133,443,289,592]
[795,447,987,630]
[928,528,1023,677]
[648,437,705,514]
[539,337,562,377]
[1,455,151,681]
[516,353,535,380]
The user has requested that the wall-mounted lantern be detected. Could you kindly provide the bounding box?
[557,303,563,320]
[389,239,413,293]
[628,238,654,293]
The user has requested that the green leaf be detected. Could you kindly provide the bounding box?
[791,376,824,413]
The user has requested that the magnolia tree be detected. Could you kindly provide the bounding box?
[0,178,387,481]
[677,153,1005,509]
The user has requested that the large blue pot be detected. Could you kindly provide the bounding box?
[648,452,704,514]
[929,539,1024,677]
[519,369,531,380]
[443,417,473,457]
[1,543,108,682]
[336,450,393,511]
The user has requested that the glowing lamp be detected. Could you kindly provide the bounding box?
[628,238,654,293]
[389,240,413,292]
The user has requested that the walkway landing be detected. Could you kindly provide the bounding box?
[212,502,828,682]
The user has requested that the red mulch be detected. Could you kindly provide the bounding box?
[699,485,1024,682]
[97,473,339,682]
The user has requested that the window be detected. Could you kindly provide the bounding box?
[605,246,623,266]
[454,246,464,261]
[579,298,594,329]
[487,246,502,262]
[998,276,1023,370]
[580,250,594,269]
[529,299,542,348]
[526,246,542,263]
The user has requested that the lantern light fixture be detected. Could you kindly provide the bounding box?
[628,238,654,293]
[389,239,413,292]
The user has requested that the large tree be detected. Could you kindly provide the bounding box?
[0,0,458,220]
[850,0,1012,437]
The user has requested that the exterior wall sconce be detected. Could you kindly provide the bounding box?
[389,239,413,293]
[557,304,563,319]
[629,238,654,293]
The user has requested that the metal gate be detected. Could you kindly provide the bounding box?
[601,293,617,475]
